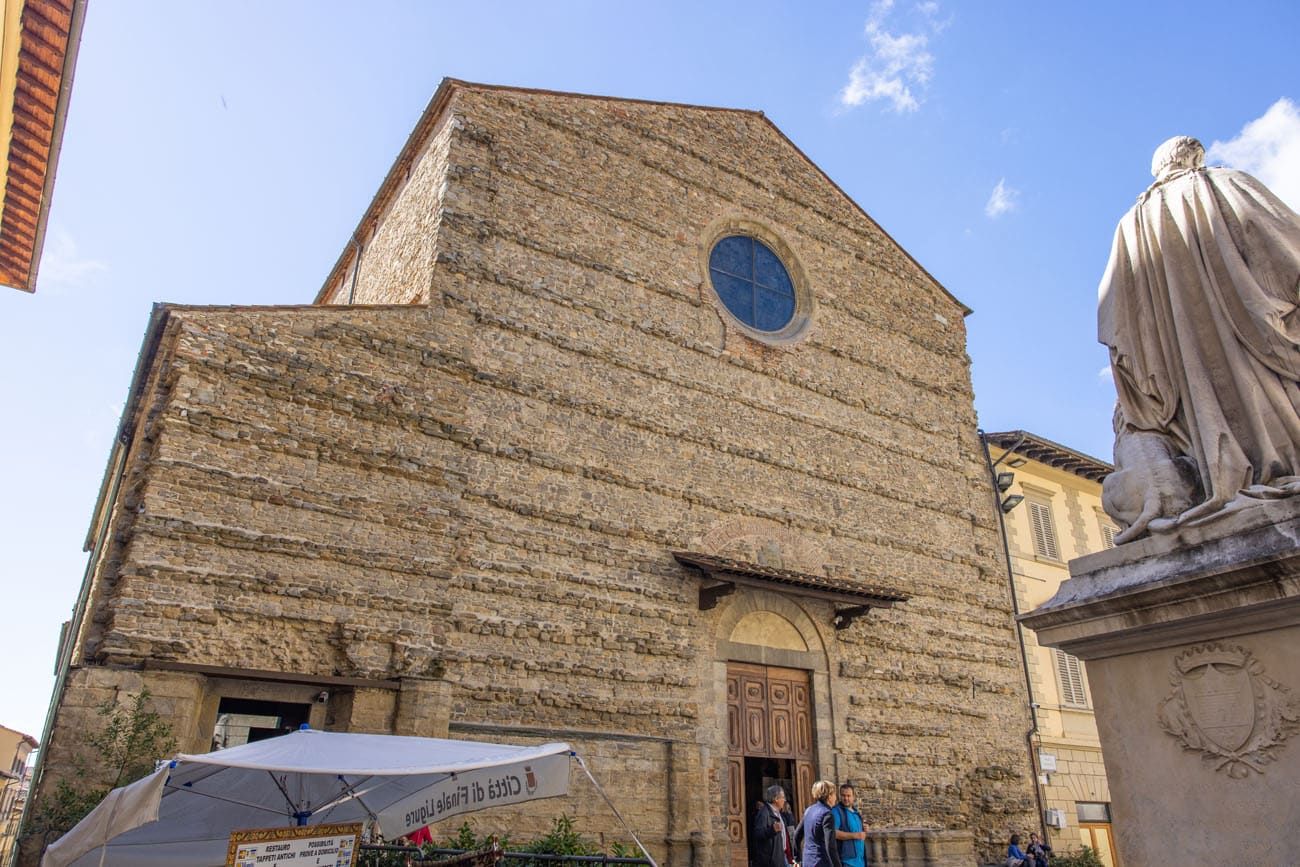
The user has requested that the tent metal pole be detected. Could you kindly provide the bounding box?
[572,753,659,867]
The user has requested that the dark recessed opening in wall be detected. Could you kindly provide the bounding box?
[745,755,796,848]
[211,697,310,750]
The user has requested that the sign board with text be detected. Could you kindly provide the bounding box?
[380,751,571,836]
[226,822,361,867]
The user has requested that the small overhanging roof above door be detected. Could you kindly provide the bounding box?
[672,550,909,630]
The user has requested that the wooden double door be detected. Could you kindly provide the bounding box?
[726,663,816,867]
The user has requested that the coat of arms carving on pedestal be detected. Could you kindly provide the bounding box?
[1157,643,1300,778]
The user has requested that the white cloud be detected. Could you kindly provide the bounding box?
[1207,97,1300,211]
[915,0,951,32]
[1097,364,1113,382]
[984,178,1018,218]
[39,228,108,293]
[838,0,939,114]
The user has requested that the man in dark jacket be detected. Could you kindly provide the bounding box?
[750,785,796,867]
[795,780,844,867]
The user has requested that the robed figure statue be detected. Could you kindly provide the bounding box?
[1100,136,1300,543]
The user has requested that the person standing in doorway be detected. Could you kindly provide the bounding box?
[795,780,843,867]
[750,785,796,867]
[833,783,868,867]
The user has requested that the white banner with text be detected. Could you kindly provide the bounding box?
[379,752,571,836]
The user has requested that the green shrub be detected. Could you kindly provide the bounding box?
[1050,846,1105,867]
[441,822,503,851]
[358,815,622,867]
[505,815,600,867]
[24,690,176,851]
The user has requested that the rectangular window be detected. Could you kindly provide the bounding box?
[1027,500,1060,560]
[1100,522,1117,549]
[1076,802,1112,823]
[1055,649,1088,706]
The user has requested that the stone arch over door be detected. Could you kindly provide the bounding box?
[716,591,828,667]
[714,591,834,867]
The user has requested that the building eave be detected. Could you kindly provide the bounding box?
[83,303,171,549]
[0,0,85,293]
[0,723,38,748]
[984,429,1112,482]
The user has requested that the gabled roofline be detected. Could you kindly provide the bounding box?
[83,303,171,550]
[983,429,1112,482]
[313,78,971,315]
[313,77,459,305]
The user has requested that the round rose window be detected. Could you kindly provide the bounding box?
[707,235,797,333]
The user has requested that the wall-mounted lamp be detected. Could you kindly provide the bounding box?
[1001,494,1024,513]
[1007,457,1027,468]
[996,472,1015,492]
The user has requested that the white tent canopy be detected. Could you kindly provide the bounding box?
[42,730,578,867]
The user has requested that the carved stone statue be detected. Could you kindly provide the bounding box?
[1100,136,1300,543]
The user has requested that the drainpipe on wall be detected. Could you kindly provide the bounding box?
[979,430,1048,844]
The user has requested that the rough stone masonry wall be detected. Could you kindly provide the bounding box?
[38,302,693,856]
[324,108,458,305]
[80,308,468,676]
[419,86,1036,858]
[35,85,1035,865]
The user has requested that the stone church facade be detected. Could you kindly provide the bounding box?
[30,81,1035,864]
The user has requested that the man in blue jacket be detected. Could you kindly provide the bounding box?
[832,783,868,867]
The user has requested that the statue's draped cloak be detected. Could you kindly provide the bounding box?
[1099,167,1300,508]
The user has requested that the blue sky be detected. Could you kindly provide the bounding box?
[2,0,1298,739]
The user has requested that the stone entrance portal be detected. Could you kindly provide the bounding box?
[726,662,815,867]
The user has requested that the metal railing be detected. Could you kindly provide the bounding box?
[357,842,652,867]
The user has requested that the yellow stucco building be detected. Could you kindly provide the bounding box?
[0,724,36,863]
[983,431,1121,866]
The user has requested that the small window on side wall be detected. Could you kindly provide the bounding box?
[1055,649,1089,706]
[1100,522,1118,549]
[1027,499,1060,560]
[1076,802,1111,823]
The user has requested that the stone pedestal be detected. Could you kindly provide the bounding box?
[1019,499,1300,867]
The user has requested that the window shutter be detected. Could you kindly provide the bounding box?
[1027,500,1060,560]
[1055,649,1088,705]
[1100,523,1117,549]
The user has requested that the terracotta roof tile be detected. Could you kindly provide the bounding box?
[0,0,84,292]
[673,550,909,605]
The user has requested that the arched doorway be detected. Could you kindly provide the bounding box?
[715,593,831,867]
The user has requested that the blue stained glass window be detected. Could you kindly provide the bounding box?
[708,235,796,332]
